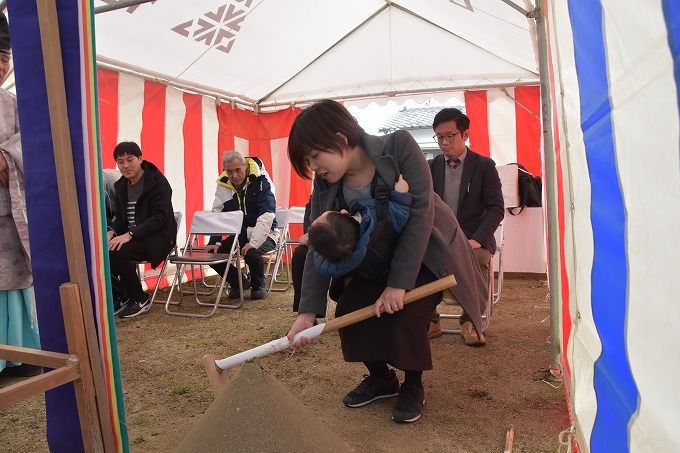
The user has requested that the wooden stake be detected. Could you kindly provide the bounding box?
[36,1,115,451]
[202,354,228,395]
[504,425,515,453]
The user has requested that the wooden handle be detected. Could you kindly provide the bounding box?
[322,275,456,333]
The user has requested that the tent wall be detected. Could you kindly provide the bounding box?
[99,69,546,278]
[465,87,543,177]
[547,1,680,451]
[97,68,312,241]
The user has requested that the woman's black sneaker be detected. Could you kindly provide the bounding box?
[392,382,425,423]
[343,370,400,408]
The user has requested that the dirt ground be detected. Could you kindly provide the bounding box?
[1,274,569,452]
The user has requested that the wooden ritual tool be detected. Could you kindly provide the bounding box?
[203,274,456,394]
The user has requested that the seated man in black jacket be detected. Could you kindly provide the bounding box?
[428,108,504,344]
[107,142,176,318]
[205,151,278,300]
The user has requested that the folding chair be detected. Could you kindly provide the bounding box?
[284,205,307,258]
[136,211,182,305]
[262,208,291,294]
[439,222,504,335]
[493,221,505,305]
[164,210,244,318]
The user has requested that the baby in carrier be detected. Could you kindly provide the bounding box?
[308,175,412,280]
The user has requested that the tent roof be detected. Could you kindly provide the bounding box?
[94,0,538,108]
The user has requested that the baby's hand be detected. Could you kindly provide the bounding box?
[395,175,409,193]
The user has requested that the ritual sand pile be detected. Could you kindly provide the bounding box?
[175,362,353,453]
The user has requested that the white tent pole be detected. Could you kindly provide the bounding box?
[529,4,562,371]
[94,0,155,15]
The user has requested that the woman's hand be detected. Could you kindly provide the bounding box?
[374,286,406,317]
[287,312,317,347]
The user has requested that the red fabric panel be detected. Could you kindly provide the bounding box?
[464,90,490,157]
[183,93,203,235]
[248,138,273,175]
[515,86,542,176]
[141,80,166,171]
[97,68,118,168]
[216,104,310,207]
[288,170,312,209]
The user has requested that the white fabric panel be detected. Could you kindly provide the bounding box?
[190,210,243,235]
[201,96,219,211]
[163,0,384,101]
[496,208,546,273]
[549,0,599,449]
[602,2,680,451]
[269,137,290,208]
[496,164,519,208]
[234,136,249,155]
[396,0,538,74]
[273,8,536,103]
[487,88,517,166]
[116,73,144,143]
[94,1,538,105]
[163,87,187,244]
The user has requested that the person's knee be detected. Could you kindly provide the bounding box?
[474,248,491,269]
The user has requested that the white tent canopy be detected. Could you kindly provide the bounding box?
[94,0,539,108]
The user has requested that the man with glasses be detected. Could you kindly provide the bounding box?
[428,108,504,345]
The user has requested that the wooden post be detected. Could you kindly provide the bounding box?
[61,283,105,453]
[35,1,116,451]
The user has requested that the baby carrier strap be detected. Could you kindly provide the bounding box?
[371,175,390,222]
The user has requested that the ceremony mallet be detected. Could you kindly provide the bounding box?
[202,274,456,393]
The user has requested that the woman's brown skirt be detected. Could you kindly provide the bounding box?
[335,265,440,371]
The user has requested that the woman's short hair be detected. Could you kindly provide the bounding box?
[288,100,364,179]
[308,211,359,262]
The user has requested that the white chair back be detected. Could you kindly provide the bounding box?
[288,206,306,225]
[275,208,289,228]
[189,210,243,235]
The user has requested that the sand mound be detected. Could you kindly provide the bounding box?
[175,362,353,453]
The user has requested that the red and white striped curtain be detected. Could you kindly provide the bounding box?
[465,86,542,176]
[97,68,312,244]
[98,68,541,242]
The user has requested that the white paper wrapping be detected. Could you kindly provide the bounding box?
[214,323,326,370]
